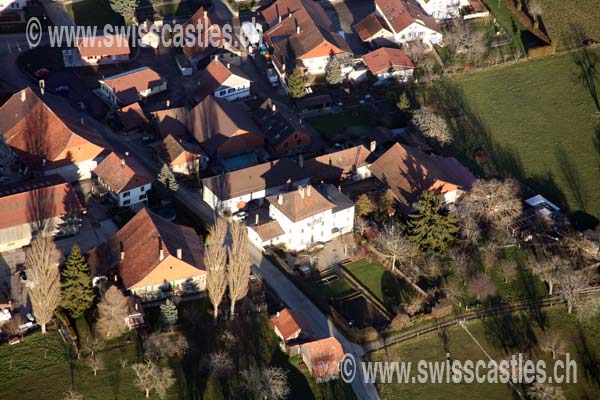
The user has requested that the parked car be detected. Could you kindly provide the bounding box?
[266,68,279,87]
[233,211,248,222]
[54,85,70,94]
[34,68,49,79]
[141,135,157,144]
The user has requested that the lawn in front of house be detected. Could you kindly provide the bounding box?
[314,269,357,300]
[66,0,124,27]
[306,106,374,144]
[370,307,600,400]
[443,47,600,224]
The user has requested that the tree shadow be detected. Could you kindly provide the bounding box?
[381,270,412,310]
[554,145,587,212]
[568,38,600,112]
[514,261,546,329]
[482,312,537,355]
[573,324,600,388]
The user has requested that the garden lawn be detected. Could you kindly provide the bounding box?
[66,0,124,27]
[370,307,600,400]
[447,48,600,222]
[343,259,388,303]
[306,106,374,144]
[316,270,357,300]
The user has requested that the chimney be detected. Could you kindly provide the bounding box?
[121,158,126,166]
[278,15,282,23]
[203,10,207,19]
[255,214,259,225]
[125,151,129,157]
[296,25,301,34]
[277,194,283,205]
[20,90,26,102]
[80,117,84,125]
[370,140,377,152]
[41,158,47,167]
[307,185,311,197]
[271,103,277,112]
[176,248,182,259]
[158,237,164,261]
[276,311,280,318]
[134,303,138,311]
[227,63,231,69]
[282,64,286,72]
[299,186,305,199]
[298,154,303,168]
[120,241,125,260]
[166,99,170,107]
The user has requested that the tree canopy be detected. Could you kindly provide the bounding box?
[408,191,459,253]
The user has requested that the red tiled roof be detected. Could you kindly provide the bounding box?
[0,174,83,230]
[302,337,344,379]
[89,208,205,289]
[158,134,206,167]
[375,0,440,34]
[152,107,189,139]
[102,67,164,105]
[251,219,285,242]
[77,35,130,58]
[304,145,372,182]
[195,58,251,101]
[270,308,302,341]
[0,88,107,170]
[182,7,228,59]
[368,143,475,206]
[363,47,415,75]
[93,152,153,193]
[353,13,392,42]
[267,185,335,223]
[116,102,149,133]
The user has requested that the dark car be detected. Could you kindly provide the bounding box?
[54,85,70,94]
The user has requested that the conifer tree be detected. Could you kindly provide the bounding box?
[408,191,458,253]
[61,244,95,319]
[287,67,306,99]
[160,299,178,329]
[325,56,342,85]
[157,164,179,193]
[396,92,411,112]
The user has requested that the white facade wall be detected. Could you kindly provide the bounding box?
[130,274,207,296]
[418,0,470,20]
[0,0,26,12]
[116,183,151,208]
[394,23,442,45]
[214,75,251,101]
[0,216,65,252]
[302,55,331,75]
[44,158,99,182]
[375,68,414,83]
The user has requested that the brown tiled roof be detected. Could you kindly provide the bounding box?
[363,47,415,75]
[375,0,440,34]
[77,35,130,58]
[102,67,164,105]
[116,102,148,132]
[353,13,392,42]
[0,174,83,230]
[187,95,263,156]
[369,143,475,205]
[152,107,189,139]
[251,219,285,242]
[302,337,344,379]
[270,308,302,341]
[0,88,107,170]
[202,158,310,200]
[182,7,228,59]
[267,185,335,222]
[93,152,153,193]
[89,208,204,289]
[195,58,251,101]
[159,134,206,166]
[304,145,372,182]
[263,0,351,72]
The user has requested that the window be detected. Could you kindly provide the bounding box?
[219,90,226,96]
[140,186,145,192]
[122,191,130,198]
[123,199,131,206]
[139,193,147,200]
[227,88,235,93]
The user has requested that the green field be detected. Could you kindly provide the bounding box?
[533,0,600,49]
[443,48,600,224]
[370,307,600,399]
[344,259,389,303]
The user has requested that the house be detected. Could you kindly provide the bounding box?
[0,88,108,181]
[303,144,374,184]
[262,0,352,81]
[116,102,149,133]
[375,0,442,45]
[363,47,415,82]
[89,208,206,300]
[253,101,311,156]
[353,13,394,47]
[92,152,153,208]
[0,0,27,13]
[369,143,475,210]
[417,0,470,20]
[186,95,264,157]
[249,184,354,251]
[0,175,84,252]
[202,158,310,214]
[270,308,310,355]
[125,296,145,329]
[182,7,241,67]
[152,107,189,139]
[64,35,130,67]
[300,337,345,383]
[99,67,167,107]
[156,134,207,176]
[195,58,252,102]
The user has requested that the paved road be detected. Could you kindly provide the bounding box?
[42,0,74,27]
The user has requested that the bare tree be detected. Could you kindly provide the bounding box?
[467,274,497,301]
[456,203,482,244]
[355,216,369,237]
[412,106,452,145]
[25,236,61,334]
[497,259,517,283]
[527,381,565,400]
[208,351,233,378]
[227,222,251,318]
[241,365,290,400]
[444,20,487,64]
[529,256,564,295]
[97,286,128,339]
[539,331,566,360]
[558,270,588,313]
[144,332,189,361]
[131,361,175,399]
[218,329,238,350]
[205,218,228,320]
[467,179,523,232]
[378,224,418,271]
[575,296,600,324]
[84,329,103,376]
[450,248,474,285]
[479,245,497,275]
[64,390,84,400]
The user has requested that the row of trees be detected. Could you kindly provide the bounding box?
[205,218,252,320]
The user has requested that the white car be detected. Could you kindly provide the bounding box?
[233,211,248,222]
